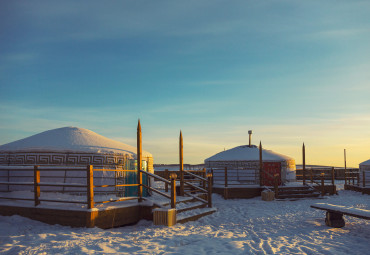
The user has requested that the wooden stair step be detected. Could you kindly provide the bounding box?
[277,186,314,191]
[176,202,206,213]
[278,189,316,195]
[176,207,217,224]
[277,193,320,199]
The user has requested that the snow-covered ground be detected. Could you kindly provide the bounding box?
[1,182,369,255]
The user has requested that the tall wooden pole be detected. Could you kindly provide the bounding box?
[179,130,184,196]
[137,119,143,202]
[34,165,40,206]
[87,165,94,209]
[344,149,347,186]
[259,141,263,186]
[303,143,306,186]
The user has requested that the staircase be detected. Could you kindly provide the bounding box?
[158,196,217,224]
[274,185,321,200]
[147,169,217,225]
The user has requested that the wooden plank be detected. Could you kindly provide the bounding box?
[179,131,184,196]
[0,197,34,201]
[38,199,87,204]
[311,204,370,220]
[93,169,137,172]
[95,197,138,204]
[38,183,87,187]
[141,184,171,199]
[0,182,34,185]
[183,181,208,193]
[94,184,139,188]
[87,165,94,209]
[137,120,143,202]
[34,165,40,206]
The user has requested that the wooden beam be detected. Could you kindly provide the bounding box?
[137,119,143,202]
[207,173,213,208]
[259,141,263,186]
[344,149,347,186]
[179,130,184,196]
[34,165,40,206]
[303,143,306,186]
[87,165,94,209]
[170,173,177,209]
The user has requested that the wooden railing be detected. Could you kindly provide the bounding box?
[0,165,178,209]
[161,168,213,208]
[345,169,370,188]
[345,168,360,186]
[297,168,335,196]
[210,167,259,187]
[139,170,177,208]
[183,169,213,208]
[297,167,335,186]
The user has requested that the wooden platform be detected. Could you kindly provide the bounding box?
[213,186,263,199]
[213,184,337,199]
[344,184,370,195]
[0,202,153,229]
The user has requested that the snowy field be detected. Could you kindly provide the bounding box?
[1,182,369,255]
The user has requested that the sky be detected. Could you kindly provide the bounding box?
[1,0,370,166]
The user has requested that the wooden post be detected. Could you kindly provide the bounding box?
[353,170,355,185]
[202,168,206,190]
[179,131,184,196]
[344,149,347,185]
[211,169,214,186]
[137,120,143,202]
[34,165,40,206]
[274,174,279,199]
[87,165,94,209]
[303,143,306,185]
[207,173,213,208]
[224,167,228,188]
[363,171,366,188]
[331,167,335,186]
[357,171,360,186]
[170,173,177,209]
[321,172,325,196]
[165,169,169,193]
[259,141,263,186]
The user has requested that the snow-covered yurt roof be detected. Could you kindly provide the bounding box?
[360,159,370,166]
[0,127,152,158]
[205,145,293,162]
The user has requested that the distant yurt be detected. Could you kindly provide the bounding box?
[205,144,296,185]
[0,127,153,196]
[359,159,370,187]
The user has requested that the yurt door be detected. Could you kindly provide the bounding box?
[262,162,281,186]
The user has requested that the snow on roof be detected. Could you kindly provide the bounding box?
[0,127,152,158]
[360,159,370,166]
[205,145,293,162]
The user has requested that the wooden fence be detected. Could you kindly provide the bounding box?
[210,167,259,187]
[0,165,180,209]
[0,165,213,209]
[296,167,335,184]
[345,169,370,187]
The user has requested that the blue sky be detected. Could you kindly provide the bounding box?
[1,0,370,166]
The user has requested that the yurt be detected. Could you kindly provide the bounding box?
[205,144,296,185]
[359,159,370,187]
[0,127,153,196]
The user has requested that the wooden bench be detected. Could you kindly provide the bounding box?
[311,203,370,228]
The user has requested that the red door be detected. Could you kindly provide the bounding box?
[262,162,281,186]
